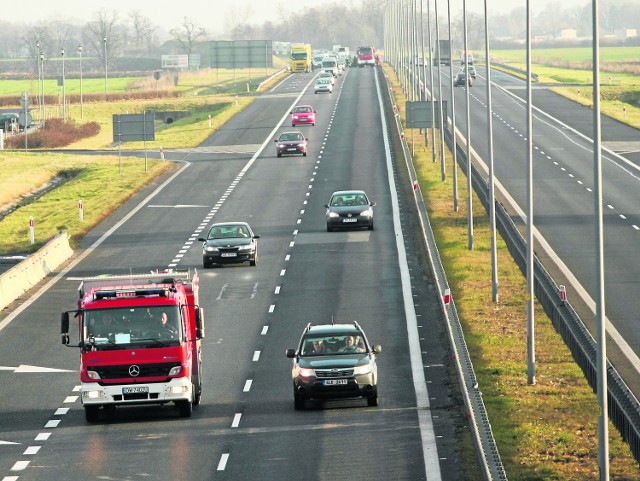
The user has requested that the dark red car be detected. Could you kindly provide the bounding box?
[274,131,309,157]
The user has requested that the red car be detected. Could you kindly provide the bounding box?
[291,105,316,127]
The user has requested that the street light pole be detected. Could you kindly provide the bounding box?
[103,36,108,97]
[78,44,83,119]
[61,47,66,121]
[36,41,41,125]
[40,52,45,125]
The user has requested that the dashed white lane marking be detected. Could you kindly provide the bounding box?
[232,413,242,428]
[10,461,29,471]
[243,380,252,392]
[217,453,230,471]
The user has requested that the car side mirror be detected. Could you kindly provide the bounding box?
[274,139,278,142]
[197,237,206,242]
[61,312,70,345]
[324,204,329,208]
[372,344,382,354]
[370,202,376,207]
[285,348,296,358]
[253,235,261,239]
[305,138,309,141]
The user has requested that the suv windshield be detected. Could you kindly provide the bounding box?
[301,333,366,355]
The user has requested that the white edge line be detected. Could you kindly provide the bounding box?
[376,68,442,479]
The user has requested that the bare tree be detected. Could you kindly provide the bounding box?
[128,10,157,54]
[170,17,207,55]
[84,9,124,68]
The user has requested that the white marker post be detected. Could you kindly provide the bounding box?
[160,146,164,160]
[29,216,35,244]
[79,199,84,222]
[208,114,212,128]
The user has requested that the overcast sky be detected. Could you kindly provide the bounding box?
[4,0,590,35]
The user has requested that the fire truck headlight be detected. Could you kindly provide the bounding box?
[87,370,101,380]
[84,389,103,399]
[168,366,182,376]
[170,385,188,395]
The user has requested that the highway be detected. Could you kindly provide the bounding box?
[0,68,477,480]
[430,63,640,398]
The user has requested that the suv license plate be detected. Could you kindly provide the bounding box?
[343,218,357,223]
[323,379,348,385]
[221,253,237,257]
[123,386,149,394]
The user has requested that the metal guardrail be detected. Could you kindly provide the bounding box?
[490,62,539,82]
[379,68,507,481]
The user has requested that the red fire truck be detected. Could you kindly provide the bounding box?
[61,270,205,421]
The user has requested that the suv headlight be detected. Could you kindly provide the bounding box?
[296,366,315,378]
[353,364,372,375]
[238,244,254,251]
[204,245,218,252]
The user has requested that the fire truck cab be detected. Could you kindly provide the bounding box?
[61,270,205,421]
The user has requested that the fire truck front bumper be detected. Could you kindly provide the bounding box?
[81,377,192,406]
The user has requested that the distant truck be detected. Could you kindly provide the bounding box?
[290,44,312,72]
[60,270,205,421]
[357,46,376,67]
[435,39,451,66]
[460,49,474,65]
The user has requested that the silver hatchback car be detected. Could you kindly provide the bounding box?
[314,78,333,94]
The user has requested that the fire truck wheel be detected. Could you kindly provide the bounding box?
[85,405,100,422]
[194,378,202,406]
[178,396,193,417]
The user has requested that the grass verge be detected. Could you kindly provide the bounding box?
[0,152,173,255]
[385,64,640,480]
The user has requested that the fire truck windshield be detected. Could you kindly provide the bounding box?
[84,306,182,345]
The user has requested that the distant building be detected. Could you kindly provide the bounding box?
[560,29,578,39]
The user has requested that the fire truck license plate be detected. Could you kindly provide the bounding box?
[123,386,149,394]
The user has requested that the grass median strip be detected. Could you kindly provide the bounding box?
[386,65,640,480]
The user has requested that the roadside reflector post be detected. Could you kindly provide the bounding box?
[444,288,451,306]
[623,106,627,119]
[29,216,35,244]
[79,199,84,222]
[208,114,212,128]
[559,285,567,305]
[159,146,164,160]
[413,180,418,191]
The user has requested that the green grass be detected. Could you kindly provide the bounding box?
[386,65,640,480]
[491,46,640,64]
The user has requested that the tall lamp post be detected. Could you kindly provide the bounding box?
[103,36,108,97]
[40,52,45,124]
[78,44,83,119]
[36,42,42,125]
[61,47,66,121]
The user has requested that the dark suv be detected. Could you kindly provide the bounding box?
[286,321,381,410]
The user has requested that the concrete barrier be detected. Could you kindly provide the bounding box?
[0,231,73,311]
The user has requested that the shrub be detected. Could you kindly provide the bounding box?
[4,118,101,149]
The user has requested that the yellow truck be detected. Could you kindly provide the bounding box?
[290,44,312,72]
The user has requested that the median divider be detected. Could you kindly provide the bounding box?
[0,232,73,311]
